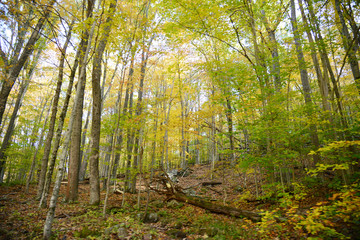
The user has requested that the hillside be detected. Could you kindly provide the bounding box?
[1,163,359,239]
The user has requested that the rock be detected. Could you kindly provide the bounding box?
[117,227,128,238]
[104,226,113,235]
[143,233,155,240]
[166,229,187,239]
[151,200,164,208]
[235,186,244,192]
[174,221,183,229]
[178,168,192,177]
[198,227,218,237]
[167,169,179,182]
[143,213,159,223]
[104,224,128,238]
[166,199,183,209]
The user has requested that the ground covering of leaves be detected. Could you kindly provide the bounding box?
[1,164,360,239]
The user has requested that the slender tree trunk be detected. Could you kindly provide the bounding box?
[0,80,29,182]
[298,0,335,139]
[37,23,73,202]
[25,96,51,193]
[79,104,91,181]
[111,75,126,180]
[0,0,56,126]
[225,96,235,164]
[43,0,96,236]
[260,9,281,91]
[334,0,360,94]
[123,51,135,193]
[0,45,43,181]
[290,0,320,163]
[298,0,331,112]
[130,30,152,190]
[305,0,348,133]
[38,40,81,206]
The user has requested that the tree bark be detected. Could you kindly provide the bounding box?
[130,29,152,191]
[298,0,331,112]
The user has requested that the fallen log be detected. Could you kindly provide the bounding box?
[171,191,262,222]
[150,170,262,222]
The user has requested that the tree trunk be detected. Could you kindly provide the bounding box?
[0,45,43,182]
[298,0,335,139]
[0,80,29,182]
[38,39,81,206]
[0,0,56,126]
[305,0,348,133]
[260,9,281,91]
[43,0,96,237]
[290,0,320,163]
[67,0,96,203]
[89,0,117,205]
[79,104,91,181]
[130,30,152,191]
[225,96,235,164]
[151,175,262,222]
[37,23,73,202]
[25,96,52,193]
[124,51,135,193]
[298,0,331,112]
[334,0,360,94]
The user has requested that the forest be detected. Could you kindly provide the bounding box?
[0,0,359,239]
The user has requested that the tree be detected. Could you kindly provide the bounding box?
[0,0,56,126]
[89,0,118,205]
[334,0,360,94]
[66,0,96,202]
[290,0,320,163]
[0,43,44,182]
[37,21,74,202]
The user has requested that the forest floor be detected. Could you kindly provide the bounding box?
[0,163,359,239]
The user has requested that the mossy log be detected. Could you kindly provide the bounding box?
[171,191,262,222]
